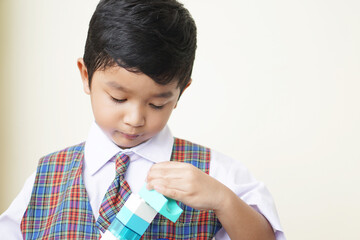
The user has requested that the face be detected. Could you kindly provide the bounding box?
[78,59,186,149]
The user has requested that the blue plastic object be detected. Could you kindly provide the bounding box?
[108,218,141,240]
[116,205,150,235]
[138,184,183,222]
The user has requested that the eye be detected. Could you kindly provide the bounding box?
[111,97,126,104]
[150,103,165,110]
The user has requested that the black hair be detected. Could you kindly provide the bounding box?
[83,0,197,92]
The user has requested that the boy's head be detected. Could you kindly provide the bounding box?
[78,0,197,149]
[83,0,197,93]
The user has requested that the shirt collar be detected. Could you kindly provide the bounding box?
[84,122,174,176]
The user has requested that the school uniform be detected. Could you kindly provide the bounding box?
[0,122,285,239]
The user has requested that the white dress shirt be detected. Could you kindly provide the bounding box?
[0,122,285,240]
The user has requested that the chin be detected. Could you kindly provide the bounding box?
[114,138,143,149]
[115,142,137,149]
[112,132,153,149]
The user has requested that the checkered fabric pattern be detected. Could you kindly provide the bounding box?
[141,138,222,239]
[21,138,222,239]
[20,143,100,239]
[96,153,131,233]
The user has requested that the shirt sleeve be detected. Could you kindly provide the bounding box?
[0,172,36,240]
[209,150,286,240]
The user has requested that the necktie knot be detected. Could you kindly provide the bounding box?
[115,153,130,176]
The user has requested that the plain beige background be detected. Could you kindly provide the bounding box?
[1,0,360,239]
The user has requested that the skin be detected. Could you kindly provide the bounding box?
[146,162,276,240]
[77,59,275,239]
[78,59,183,149]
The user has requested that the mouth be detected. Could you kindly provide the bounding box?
[120,131,142,140]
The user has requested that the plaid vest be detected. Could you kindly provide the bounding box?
[21,138,222,239]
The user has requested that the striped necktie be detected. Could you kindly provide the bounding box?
[96,153,132,233]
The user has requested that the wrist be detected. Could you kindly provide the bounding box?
[213,185,236,216]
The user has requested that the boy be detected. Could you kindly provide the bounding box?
[0,0,285,239]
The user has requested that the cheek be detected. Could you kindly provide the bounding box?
[147,108,174,131]
[91,94,118,126]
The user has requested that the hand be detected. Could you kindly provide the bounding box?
[146,161,230,211]
[147,162,276,240]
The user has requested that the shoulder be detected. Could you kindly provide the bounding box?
[175,138,263,192]
[208,149,259,192]
[173,138,256,184]
[210,149,254,178]
[173,137,209,151]
[38,142,85,166]
[172,138,210,172]
[172,138,210,160]
[174,138,254,180]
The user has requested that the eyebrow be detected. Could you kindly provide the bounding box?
[152,91,173,98]
[106,81,129,92]
[106,81,174,98]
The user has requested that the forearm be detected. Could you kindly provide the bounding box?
[214,187,275,240]
[146,162,277,239]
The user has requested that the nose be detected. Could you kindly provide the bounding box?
[123,105,145,127]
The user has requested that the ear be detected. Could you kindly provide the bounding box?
[183,78,192,92]
[174,78,192,108]
[77,58,91,95]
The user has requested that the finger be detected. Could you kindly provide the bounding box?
[146,169,183,183]
[147,162,195,178]
[149,161,195,173]
[146,174,193,192]
[147,163,191,182]
[147,178,188,201]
